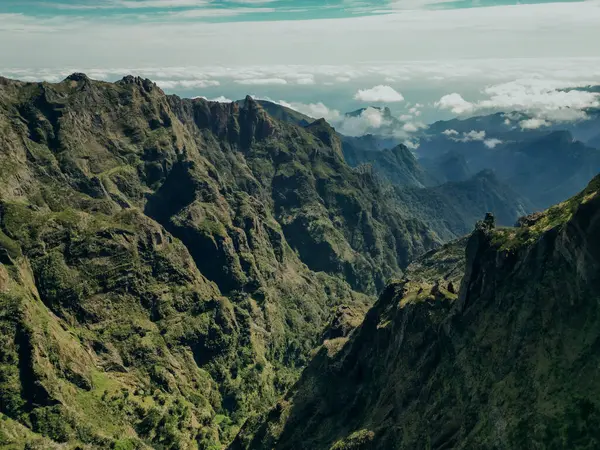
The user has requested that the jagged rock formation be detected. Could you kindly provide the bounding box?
[0,75,439,448]
[235,175,600,450]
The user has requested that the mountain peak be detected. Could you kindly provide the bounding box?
[64,73,90,83]
[242,94,261,110]
[345,106,392,118]
[117,75,161,93]
[306,117,330,128]
[305,118,344,158]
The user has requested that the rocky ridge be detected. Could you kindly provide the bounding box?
[0,74,439,448]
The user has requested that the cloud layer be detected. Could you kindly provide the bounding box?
[436,78,600,124]
[2,1,599,69]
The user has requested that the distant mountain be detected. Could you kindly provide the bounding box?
[345,106,394,120]
[418,112,600,209]
[342,106,405,139]
[426,111,528,136]
[339,133,530,239]
[416,111,543,161]
[418,108,600,161]
[394,170,532,240]
[480,131,600,209]
[419,150,471,184]
[342,142,433,188]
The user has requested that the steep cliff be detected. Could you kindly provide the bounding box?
[236,174,600,450]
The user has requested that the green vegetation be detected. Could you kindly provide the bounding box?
[0,74,438,448]
[237,176,600,449]
[491,174,600,250]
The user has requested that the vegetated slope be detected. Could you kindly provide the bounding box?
[394,170,532,241]
[342,142,434,188]
[235,174,600,450]
[0,74,439,449]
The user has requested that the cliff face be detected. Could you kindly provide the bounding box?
[236,175,600,450]
[0,75,438,448]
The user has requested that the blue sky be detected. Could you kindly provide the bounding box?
[1,0,599,135]
[0,0,587,22]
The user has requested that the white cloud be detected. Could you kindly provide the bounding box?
[484,138,503,148]
[286,106,395,137]
[354,85,404,103]
[519,118,551,130]
[403,122,427,133]
[446,129,487,142]
[336,107,391,135]
[404,140,420,150]
[235,78,288,85]
[461,130,486,141]
[478,79,600,121]
[156,79,220,88]
[436,79,600,124]
[399,114,413,121]
[194,95,233,102]
[442,129,459,136]
[295,76,316,85]
[435,93,474,114]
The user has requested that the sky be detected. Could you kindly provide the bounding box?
[1,0,600,135]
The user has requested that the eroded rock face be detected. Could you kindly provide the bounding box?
[236,176,600,450]
[0,74,439,448]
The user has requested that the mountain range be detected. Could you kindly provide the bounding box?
[0,74,599,450]
[0,74,437,448]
